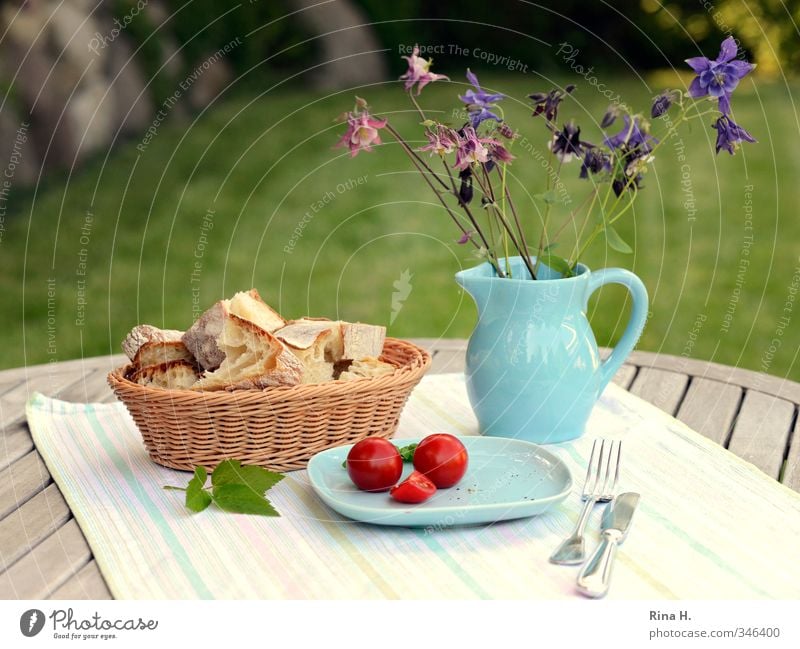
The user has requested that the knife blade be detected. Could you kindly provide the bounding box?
[576,492,640,598]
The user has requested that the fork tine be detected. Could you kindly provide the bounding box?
[600,440,622,499]
[611,441,622,493]
[582,439,601,497]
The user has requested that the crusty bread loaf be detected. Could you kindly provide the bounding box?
[338,357,396,381]
[191,315,302,390]
[183,289,285,370]
[133,340,193,367]
[229,289,285,332]
[122,325,184,360]
[274,321,339,384]
[341,323,385,360]
[130,360,199,389]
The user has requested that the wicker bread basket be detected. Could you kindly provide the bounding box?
[107,337,430,472]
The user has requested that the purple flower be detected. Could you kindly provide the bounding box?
[651,91,678,118]
[419,128,457,157]
[459,69,504,128]
[457,230,474,244]
[400,45,449,95]
[549,121,584,162]
[580,147,611,179]
[712,115,756,155]
[686,36,755,115]
[529,85,575,122]
[604,115,658,154]
[453,126,493,171]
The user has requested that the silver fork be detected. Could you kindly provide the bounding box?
[549,439,621,565]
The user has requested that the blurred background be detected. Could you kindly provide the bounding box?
[1,0,798,380]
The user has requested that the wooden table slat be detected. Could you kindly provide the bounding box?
[727,391,796,479]
[0,450,50,520]
[676,378,743,445]
[428,349,467,374]
[0,519,91,599]
[0,484,70,572]
[48,560,112,600]
[0,420,36,474]
[782,415,800,491]
[629,367,690,416]
[627,350,800,405]
[611,364,637,390]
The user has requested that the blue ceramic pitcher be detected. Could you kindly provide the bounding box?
[455,256,648,444]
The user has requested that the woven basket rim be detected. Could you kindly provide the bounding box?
[108,336,431,405]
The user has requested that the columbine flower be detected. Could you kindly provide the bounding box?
[459,69,504,128]
[604,115,657,154]
[686,36,755,115]
[453,126,493,170]
[458,168,474,204]
[548,121,583,162]
[400,45,449,95]
[335,110,387,157]
[488,141,514,164]
[529,85,575,122]
[579,147,611,179]
[600,105,619,128]
[712,115,756,155]
[419,128,457,157]
[651,91,678,118]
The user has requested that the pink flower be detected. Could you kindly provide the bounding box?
[489,142,514,164]
[453,126,493,171]
[335,110,387,157]
[400,45,449,95]
[419,128,457,157]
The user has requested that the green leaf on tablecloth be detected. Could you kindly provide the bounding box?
[212,459,284,495]
[194,466,207,485]
[185,472,213,513]
[211,484,280,516]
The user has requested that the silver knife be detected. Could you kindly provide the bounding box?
[576,492,640,598]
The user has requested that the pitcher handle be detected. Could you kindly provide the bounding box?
[587,268,649,393]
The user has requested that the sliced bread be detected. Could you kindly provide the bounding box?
[130,360,199,390]
[341,322,386,360]
[183,289,285,370]
[338,357,396,382]
[191,315,302,390]
[122,325,184,360]
[274,320,340,384]
[133,340,194,367]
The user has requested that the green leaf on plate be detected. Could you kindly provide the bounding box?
[185,475,213,513]
[212,459,284,495]
[397,443,418,462]
[211,484,280,516]
[605,225,633,254]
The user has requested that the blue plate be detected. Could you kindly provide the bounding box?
[307,436,573,527]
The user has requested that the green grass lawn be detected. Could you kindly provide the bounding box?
[2,74,799,381]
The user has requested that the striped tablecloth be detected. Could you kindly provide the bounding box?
[26,374,800,599]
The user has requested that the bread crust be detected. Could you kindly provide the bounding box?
[130,359,199,389]
[122,325,184,360]
[132,340,193,367]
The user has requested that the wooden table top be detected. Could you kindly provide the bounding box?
[1,339,799,600]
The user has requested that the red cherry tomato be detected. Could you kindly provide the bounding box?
[390,470,436,504]
[346,438,403,492]
[413,433,468,488]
